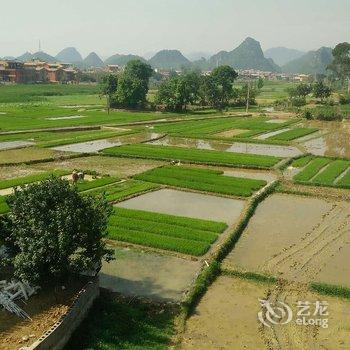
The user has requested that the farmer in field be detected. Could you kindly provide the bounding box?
[72,170,79,184]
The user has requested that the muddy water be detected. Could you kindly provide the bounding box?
[224,193,350,287]
[223,194,332,273]
[266,119,288,124]
[0,141,35,150]
[46,115,87,120]
[148,136,302,157]
[223,169,277,183]
[100,247,200,301]
[298,120,350,158]
[255,128,291,140]
[115,188,245,225]
[52,139,122,153]
[52,132,162,153]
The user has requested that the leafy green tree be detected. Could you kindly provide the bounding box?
[100,74,118,114]
[287,83,312,98]
[0,177,113,285]
[155,71,200,111]
[257,77,264,89]
[313,81,332,101]
[116,60,153,108]
[210,65,238,108]
[328,42,350,93]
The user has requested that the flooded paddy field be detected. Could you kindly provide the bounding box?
[298,120,350,158]
[148,136,302,157]
[0,140,34,150]
[223,169,278,183]
[115,188,246,225]
[223,193,350,287]
[182,275,350,350]
[100,247,201,301]
[52,131,162,153]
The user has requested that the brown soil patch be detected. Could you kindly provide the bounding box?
[0,280,85,350]
[182,276,350,350]
[32,155,165,178]
[214,129,250,138]
[223,193,350,287]
[0,148,65,165]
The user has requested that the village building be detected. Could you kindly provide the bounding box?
[0,60,78,83]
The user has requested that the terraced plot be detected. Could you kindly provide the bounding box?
[223,193,350,287]
[0,128,136,148]
[83,180,159,202]
[153,116,294,136]
[108,207,227,256]
[266,127,318,141]
[102,144,281,168]
[293,156,350,188]
[134,166,266,197]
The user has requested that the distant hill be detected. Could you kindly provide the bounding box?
[282,47,333,75]
[264,47,305,66]
[83,52,104,67]
[55,47,83,63]
[148,50,190,69]
[207,37,280,72]
[31,51,56,62]
[104,54,146,66]
[186,51,212,61]
[16,51,56,62]
[16,52,34,61]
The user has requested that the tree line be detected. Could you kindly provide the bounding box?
[100,61,263,112]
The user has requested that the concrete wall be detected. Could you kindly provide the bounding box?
[25,278,99,350]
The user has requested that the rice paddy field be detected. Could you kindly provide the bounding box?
[102,143,281,168]
[2,83,350,350]
[292,156,350,188]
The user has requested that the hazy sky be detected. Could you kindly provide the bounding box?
[1,0,349,58]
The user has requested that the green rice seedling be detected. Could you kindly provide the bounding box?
[312,160,350,185]
[84,180,159,202]
[292,155,314,168]
[310,282,350,299]
[336,168,350,188]
[0,170,70,190]
[294,158,332,182]
[108,226,210,256]
[102,144,280,168]
[76,176,120,192]
[108,216,218,243]
[113,207,227,233]
[134,166,266,197]
[268,128,318,141]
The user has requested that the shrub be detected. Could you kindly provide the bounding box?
[1,177,113,285]
[339,94,350,105]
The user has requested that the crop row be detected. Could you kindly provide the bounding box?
[113,207,227,233]
[102,144,281,168]
[153,117,294,136]
[268,128,318,141]
[76,176,120,192]
[0,170,70,190]
[108,207,227,255]
[293,156,350,188]
[134,166,266,197]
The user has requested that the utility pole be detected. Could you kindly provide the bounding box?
[245,81,250,114]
